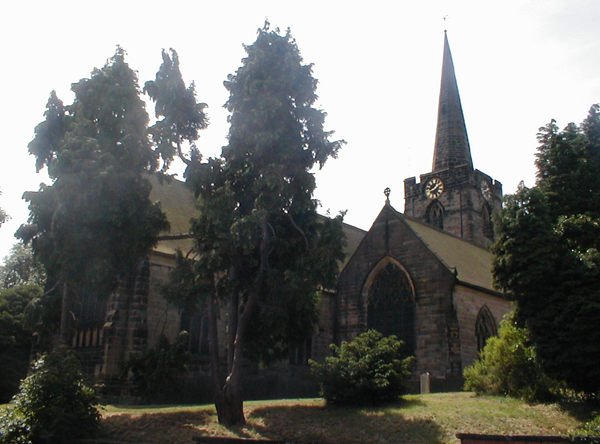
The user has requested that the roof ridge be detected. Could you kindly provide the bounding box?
[388,205,490,252]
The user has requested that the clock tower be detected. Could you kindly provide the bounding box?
[404,32,502,249]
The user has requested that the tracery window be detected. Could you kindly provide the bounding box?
[426,201,444,230]
[367,262,415,356]
[475,305,497,352]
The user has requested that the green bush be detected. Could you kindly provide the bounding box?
[0,284,43,402]
[464,313,557,402]
[309,329,414,405]
[0,346,100,444]
[0,407,30,444]
[125,332,190,402]
[571,413,600,443]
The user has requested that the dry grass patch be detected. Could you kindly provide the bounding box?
[99,393,585,444]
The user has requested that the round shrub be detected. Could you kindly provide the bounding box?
[309,329,414,405]
[0,346,100,444]
[463,312,557,402]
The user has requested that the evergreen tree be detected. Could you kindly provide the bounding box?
[18,48,179,345]
[493,106,600,395]
[165,24,345,425]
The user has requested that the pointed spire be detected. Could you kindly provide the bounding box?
[432,32,473,172]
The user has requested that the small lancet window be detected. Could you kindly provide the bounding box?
[475,305,497,352]
[427,201,444,230]
[482,203,493,240]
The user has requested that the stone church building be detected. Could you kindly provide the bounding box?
[69,33,511,395]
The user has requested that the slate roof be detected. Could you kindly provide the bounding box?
[147,175,196,256]
[338,204,499,295]
[390,205,497,293]
[147,175,367,267]
[340,222,367,269]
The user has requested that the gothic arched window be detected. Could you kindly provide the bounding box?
[426,201,445,230]
[367,262,415,355]
[475,305,497,352]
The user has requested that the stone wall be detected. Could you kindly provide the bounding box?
[146,253,181,348]
[336,206,461,387]
[311,290,336,360]
[101,260,151,377]
[453,285,513,369]
[404,167,502,249]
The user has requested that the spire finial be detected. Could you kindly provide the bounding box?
[443,15,448,33]
[384,187,391,204]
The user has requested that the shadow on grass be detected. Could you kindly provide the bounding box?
[98,398,444,444]
[100,410,214,444]
[558,399,600,423]
[247,402,445,444]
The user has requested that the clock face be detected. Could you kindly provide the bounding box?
[425,177,444,199]
[480,180,492,200]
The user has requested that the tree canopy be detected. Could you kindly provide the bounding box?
[493,105,600,395]
[0,189,7,228]
[0,243,48,401]
[163,23,345,425]
[0,284,43,402]
[17,48,208,348]
[21,49,169,293]
[0,243,46,289]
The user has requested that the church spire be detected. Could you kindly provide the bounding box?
[432,32,473,172]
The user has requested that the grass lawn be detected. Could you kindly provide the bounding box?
[99,392,587,444]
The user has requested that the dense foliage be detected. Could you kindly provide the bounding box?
[463,313,556,402]
[161,23,345,425]
[571,413,600,442]
[0,347,99,444]
[0,244,50,401]
[493,105,600,395]
[310,330,414,405]
[0,244,46,290]
[124,332,190,402]
[18,48,176,343]
[0,284,42,402]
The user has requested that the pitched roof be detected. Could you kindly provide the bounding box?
[400,210,496,293]
[147,175,367,267]
[340,222,367,269]
[147,175,196,256]
[432,32,473,172]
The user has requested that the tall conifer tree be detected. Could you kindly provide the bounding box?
[19,48,206,346]
[493,106,600,395]
[167,24,345,424]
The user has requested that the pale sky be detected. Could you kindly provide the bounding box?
[1,1,600,261]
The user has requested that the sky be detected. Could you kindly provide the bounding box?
[1,0,600,262]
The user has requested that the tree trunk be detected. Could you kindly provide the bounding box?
[210,215,270,426]
[206,283,245,425]
[227,290,238,369]
[59,282,72,345]
[214,381,245,426]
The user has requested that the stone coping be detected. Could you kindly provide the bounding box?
[456,433,583,443]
